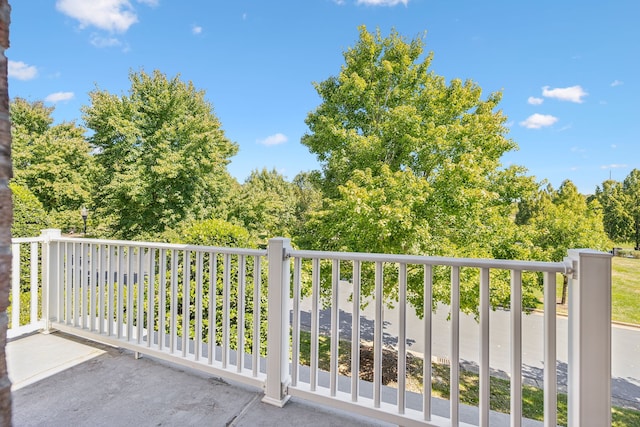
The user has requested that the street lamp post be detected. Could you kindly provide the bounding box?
[81,207,88,236]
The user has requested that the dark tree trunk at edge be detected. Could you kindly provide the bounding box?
[0,1,13,425]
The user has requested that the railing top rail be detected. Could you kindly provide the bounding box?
[43,236,267,257]
[11,237,45,244]
[289,249,571,274]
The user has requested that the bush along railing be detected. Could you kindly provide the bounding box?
[10,230,612,427]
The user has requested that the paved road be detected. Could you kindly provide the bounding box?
[297,280,640,409]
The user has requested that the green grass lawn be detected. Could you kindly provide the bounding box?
[611,256,640,324]
[541,255,639,325]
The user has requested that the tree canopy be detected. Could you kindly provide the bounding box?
[82,69,238,239]
[10,98,95,216]
[596,169,640,249]
[302,26,536,255]
[299,26,544,313]
[229,168,297,242]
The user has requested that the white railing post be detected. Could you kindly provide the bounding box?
[566,249,612,427]
[41,229,62,332]
[262,237,292,407]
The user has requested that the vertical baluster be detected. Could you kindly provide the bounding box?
[208,252,217,364]
[137,247,144,344]
[117,245,125,339]
[82,242,90,329]
[147,248,155,348]
[310,257,320,391]
[398,263,407,414]
[89,244,97,331]
[10,244,20,329]
[158,249,167,350]
[66,243,73,326]
[29,242,38,324]
[330,259,339,396]
[222,253,231,368]
[195,251,203,360]
[170,249,178,353]
[127,246,135,341]
[351,260,361,402]
[107,245,114,336]
[423,264,433,421]
[56,242,64,323]
[479,268,491,427]
[450,266,460,426]
[182,250,191,357]
[291,257,301,386]
[98,244,106,334]
[511,270,523,427]
[73,243,81,328]
[373,261,383,408]
[252,256,262,377]
[544,271,557,427]
[237,255,246,372]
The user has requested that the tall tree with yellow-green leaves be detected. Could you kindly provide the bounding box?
[301,25,538,314]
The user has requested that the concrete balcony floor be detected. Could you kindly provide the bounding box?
[8,332,391,427]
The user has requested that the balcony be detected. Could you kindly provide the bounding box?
[8,229,614,426]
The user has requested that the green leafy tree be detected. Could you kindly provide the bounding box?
[622,169,640,249]
[291,171,323,245]
[229,168,297,242]
[518,180,611,303]
[595,179,632,243]
[10,98,95,231]
[595,169,640,249]
[9,183,48,238]
[83,69,238,239]
[299,26,536,314]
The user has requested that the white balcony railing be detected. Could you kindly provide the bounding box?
[8,229,612,427]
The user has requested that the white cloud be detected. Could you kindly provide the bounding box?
[519,114,558,129]
[527,96,543,105]
[90,34,122,48]
[610,80,623,87]
[45,92,75,103]
[356,0,409,5]
[257,133,288,146]
[611,144,617,149]
[192,25,203,35]
[137,0,159,6]
[600,164,628,169]
[542,85,588,103]
[8,60,38,80]
[56,0,139,33]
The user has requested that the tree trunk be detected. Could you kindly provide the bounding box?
[0,1,13,425]
[560,274,568,306]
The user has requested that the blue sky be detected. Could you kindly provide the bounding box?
[8,0,639,194]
